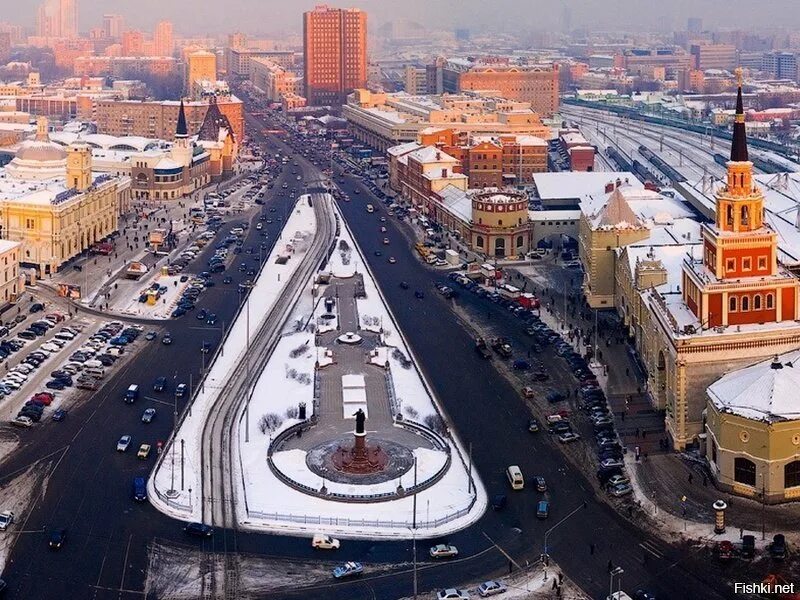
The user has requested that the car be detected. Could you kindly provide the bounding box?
[332,561,363,579]
[196,309,208,321]
[184,522,214,538]
[429,544,458,559]
[175,383,188,398]
[600,458,624,470]
[45,380,66,390]
[48,528,66,549]
[117,435,132,452]
[311,533,340,550]
[478,580,507,597]
[137,444,151,459]
[223,276,233,284]
[153,377,168,392]
[536,500,550,519]
[528,418,540,433]
[609,483,633,497]
[491,494,507,510]
[414,290,424,299]
[534,476,547,492]
[382,238,389,245]
[399,281,409,290]
[558,432,581,443]
[52,409,67,422]
[30,303,44,313]
[201,341,211,354]
[437,589,470,600]
[388,257,396,264]
[207,314,218,325]
[141,408,156,423]
[145,331,157,341]
[512,359,531,371]
[740,534,756,559]
[769,534,787,560]
[162,333,173,345]
[633,591,657,600]
[0,511,14,530]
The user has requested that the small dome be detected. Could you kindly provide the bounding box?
[15,140,67,163]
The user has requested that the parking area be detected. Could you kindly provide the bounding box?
[4,319,150,428]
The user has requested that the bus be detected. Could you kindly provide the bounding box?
[366,204,374,213]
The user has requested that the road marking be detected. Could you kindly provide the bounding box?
[640,541,664,558]
[119,533,133,593]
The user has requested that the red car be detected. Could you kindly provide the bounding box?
[31,392,54,405]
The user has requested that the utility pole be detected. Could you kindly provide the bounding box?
[467,442,473,494]
[180,438,185,490]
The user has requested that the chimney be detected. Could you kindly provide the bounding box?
[616,178,622,188]
[435,151,441,160]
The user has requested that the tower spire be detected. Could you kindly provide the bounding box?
[176,99,188,139]
[730,67,748,162]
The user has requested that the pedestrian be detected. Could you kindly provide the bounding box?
[589,542,595,555]
[607,559,613,573]
[635,427,640,438]
[688,473,694,484]
[642,430,647,439]
[552,579,558,591]
[621,412,625,422]
[625,367,630,376]
[558,572,563,585]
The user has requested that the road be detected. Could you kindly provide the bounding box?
[0,106,745,600]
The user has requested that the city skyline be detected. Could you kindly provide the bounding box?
[10,0,800,35]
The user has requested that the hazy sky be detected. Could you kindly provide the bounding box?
[8,0,800,35]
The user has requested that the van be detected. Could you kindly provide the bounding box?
[124,384,139,403]
[85,366,105,379]
[506,466,524,490]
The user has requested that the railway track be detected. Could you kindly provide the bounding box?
[198,193,336,598]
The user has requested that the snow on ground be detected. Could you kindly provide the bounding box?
[235,199,486,539]
[113,274,190,319]
[327,237,357,279]
[0,460,53,574]
[149,199,317,521]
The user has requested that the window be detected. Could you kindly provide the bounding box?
[734,457,756,486]
[786,461,800,489]
[726,258,735,272]
[25,218,35,230]
[729,296,737,312]
[742,257,752,271]
[754,295,762,310]
[758,256,767,270]
[516,235,524,247]
[476,235,484,248]
[766,293,774,309]
[742,296,750,311]
[741,205,749,226]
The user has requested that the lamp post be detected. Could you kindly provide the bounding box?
[543,502,588,580]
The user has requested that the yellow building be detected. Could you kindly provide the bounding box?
[0,240,23,306]
[0,120,127,275]
[186,50,217,92]
[705,352,800,503]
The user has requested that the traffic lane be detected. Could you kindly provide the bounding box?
[332,180,732,599]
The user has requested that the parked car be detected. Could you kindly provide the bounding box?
[536,500,550,519]
[52,409,67,422]
[769,534,787,560]
[184,522,214,538]
[332,561,363,579]
[0,511,14,531]
[437,589,470,600]
[478,580,507,597]
[311,533,340,550]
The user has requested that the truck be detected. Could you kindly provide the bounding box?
[490,337,513,358]
[124,384,139,404]
[475,338,492,359]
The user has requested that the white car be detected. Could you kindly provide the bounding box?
[2,379,21,390]
[0,511,14,530]
[117,435,132,452]
[429,544,459,559]
[311,534,340,550]
[7,372,28,382]
[14,364,34,375]
[478,580,507,597]
[437,589,470,600]
[10,416,32,427]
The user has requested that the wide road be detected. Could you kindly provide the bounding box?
[0,106,743,600]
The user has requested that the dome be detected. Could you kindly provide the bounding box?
[15,140,67,162]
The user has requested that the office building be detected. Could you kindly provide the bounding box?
[36,0,78,40]
[303,5,368,106]
[186,50,217,90]
[690,43,737,71]
[102,14,123,40]
[121,30,144,56]
[762,52,798,81]
[154,21,173,58]
[250,58,303,103]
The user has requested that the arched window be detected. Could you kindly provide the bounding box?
[476,235,484,248]
[726,204,734,226]
[742,296,750,311]
[785,461,800,489]
[754,295,762,310]
[729,296,737,312]
[766,293,774,309]
[498,219,503,226]
[741,205,749,226]
[734,457,756,486]
[516,235,524,247]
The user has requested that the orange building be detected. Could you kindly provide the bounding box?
[52,39,93,70]
[303,5,367,106]
[446,63,559,117]
[121,30,144,56]
[682,79,800,330]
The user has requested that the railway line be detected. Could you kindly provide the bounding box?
[198,192,336,599]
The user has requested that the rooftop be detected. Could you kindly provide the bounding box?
[532,171,643,201]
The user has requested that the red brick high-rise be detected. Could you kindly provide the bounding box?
[303,5,367,106]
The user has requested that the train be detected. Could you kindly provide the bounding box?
[631,159,662,185]
[564,97,798,161]
[605,146,632,171]
[714,152,786,174]
[638,145,687,183]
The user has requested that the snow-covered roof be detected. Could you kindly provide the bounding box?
[437,185,472,223]
[387,141,423,157]
[408,146,458,165]
[533,171,642,201]
[708,351,800,423]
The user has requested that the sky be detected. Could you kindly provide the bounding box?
[8,0,800,35]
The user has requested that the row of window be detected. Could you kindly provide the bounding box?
[734,458,800,489]
[725,255,768,272]
[729,292,774,312]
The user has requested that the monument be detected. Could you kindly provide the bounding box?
[331,408,389,474]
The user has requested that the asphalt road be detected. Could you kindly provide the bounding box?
[0,108,744,600]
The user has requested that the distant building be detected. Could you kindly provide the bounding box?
[121,30,144,56]
[687,17,703,34]
[690,43,737,71]
[36,0,77,40]
[154,21,174,58]
[303,5,367,106]
[186,51,217,92]
[761,52,798,81]
[227,48,297,77]
[404,66,428,95]
[623,47,692,78]
[250,58,303,103]
[102,14,124,40]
